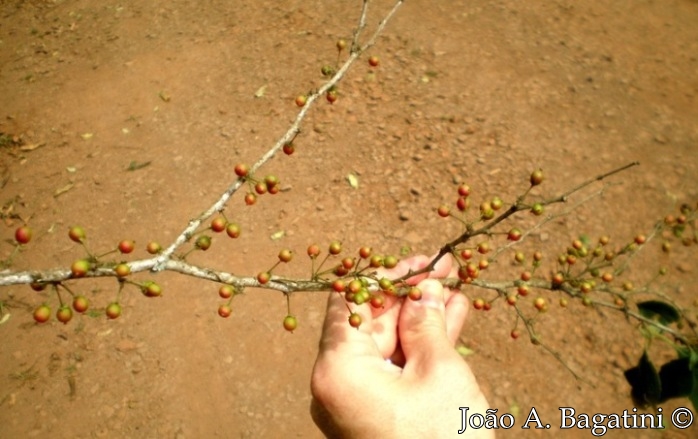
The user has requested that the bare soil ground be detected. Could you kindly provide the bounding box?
[1,0,697,437]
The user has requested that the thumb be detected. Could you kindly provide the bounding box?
[398,279,454,375]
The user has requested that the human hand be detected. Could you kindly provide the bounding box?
[310,254,493,438]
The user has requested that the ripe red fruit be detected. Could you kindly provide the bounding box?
[457,184,471,197]
[341,257,355,270]
[56,306,73,324]
[437,205,450,217]
[71,259,90,278]
[329,241,342,255]
[307,244,321,258]
[370,295,385,308]
[146,241,162,254]
[218,304,232,318]
[30,282,47,292]
[196,235,212,251]
[460,249,473,260]
[278,249,293,263]
[33,305,51,323]
[530,169,544,186]
[601,272,614,283]
[114,263,130,278]
[473,298,485,310]
[348,313,362,328]
[244,193,257,206]
[226,223,241,239]
[506,294,517,306]
[143,281,162,297]
[118,240,135,254]
[407,287,422,301]
[334,265,349,276]
[634,234,646,245]
[456,197,470,211]
[510,329,521,340]
[255,181,267,195]
[326,90,338,103]
[219,285,235,299]
[282,143,295,155]
[14,226,32,244]
[68,226,86,243]
[358,246,372,259]
[368,55,380,67]
[210,216,227,233]
[257,272,271,285]
[72,295,89,313]
[234,163,249,177]
[105,302,122,319]
[295,95,307,107]
[478,259,489,270]
[552,272,564,286]
[331,280,346,293]
[507,228,522,241]
[517,285,529,296]
[283,315,298,332]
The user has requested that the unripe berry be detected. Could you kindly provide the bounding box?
[295,95,307,107]
[514,252,525,263]
[283,315,298,332]
[68,226,86,243]
[226,223,241,239]
[33,305,51,323]
[530,169,544,186]
[358,246,372,259]
[195,235,212,251]
[255,181,267,195]
[531,203,544,216]
[336,39,347,51]
[491,197,504,211]
[71,259,90,278]
[115,263,131,278]
[407,287,422,301]
[143,281,162,297]
[601,272,613,283]
[146,241,162,254]
[257,272,271,284]
[329,241,342,255]
[460,249,473,260]
[278,249,293,263]
[477,242,491,254]
[72,295,89,313]
[105,302,122,320]
[437,205,450,217]
[533,297,547,311]
[383,255,398,269]
[369,255,383,268]
[370,295,385,309]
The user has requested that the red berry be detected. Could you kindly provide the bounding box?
[14,226,32,244]
[437,205,450,217]
[634,234,646,245]
[278,249,293,263]
[255,181,267,195]
[146,241,162,254]
[307,244,321,259]
[33,305,51,323]
[283,315,298,332]
[226,223,241,239]
[257,272,271,285]
[105,302,122,319]
[358,246,372,259]
[506,294,517,306]
[601,272,614,283]
[460,249,473,260]
[234,163,249,177]
[295,95,307,107]
[56,306,73,324]
[530,169,544,186]
[552,272,564,286]
[341,257,355,270]
[478,259,489,270]
[143,281,162,298]
[517,285,529,296]
[219,285,235,299]
[510,329,521,339]
[68,226,86,243]
[211,216,227,233]
[218,304,232,318]
[30,282,47,292]
[72,295,89,313]
[473,298,485,310]
[118,240,135,254]
[326,90,338,103]
[331,280,346,293]
[507,228,522,242]
[71,259,90,278]
[244,193,257,205]
[368,56,379,67]
[196,235,212,251]
[348,313,362,328]
[333,265,349,277]
[370,295,385,308]
[457,184,471,197]
[283,143,295,155]
[407,287,422,301]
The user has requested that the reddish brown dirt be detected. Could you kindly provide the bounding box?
[1,0,697,437]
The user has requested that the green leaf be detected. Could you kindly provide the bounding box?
[658,358,693,402]
[637,300,680,325]
[624,351,661,408]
